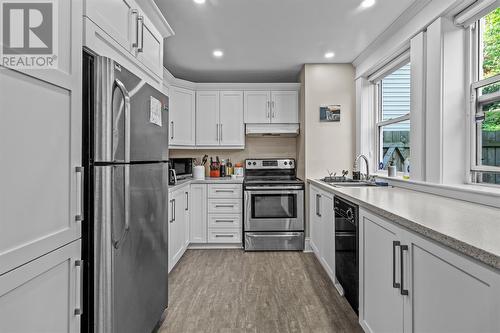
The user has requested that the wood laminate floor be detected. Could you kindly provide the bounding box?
[159,250,362,333]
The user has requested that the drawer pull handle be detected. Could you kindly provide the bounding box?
[215,205,234,208]
[215,234,234,238]
[215,220,234,223]
[215,190,234,192]
[392,241,401,289]
[400,244,409,296]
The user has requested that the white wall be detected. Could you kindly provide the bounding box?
[170,137,297,163]
[299,64,356,180]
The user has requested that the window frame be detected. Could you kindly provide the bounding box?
[374,62,411,172]
[469,17,500,184]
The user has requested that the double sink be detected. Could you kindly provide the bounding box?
[321,177,380,188]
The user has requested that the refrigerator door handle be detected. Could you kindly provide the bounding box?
[113,79,131,162]
[113,166,130,249]
[75,166,84,221]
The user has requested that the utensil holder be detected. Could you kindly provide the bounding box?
[193,166,205,180]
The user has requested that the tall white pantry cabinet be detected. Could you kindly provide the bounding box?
[0,1,83,332]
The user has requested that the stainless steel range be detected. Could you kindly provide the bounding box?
[244,159,305,251]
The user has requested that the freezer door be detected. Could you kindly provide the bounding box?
[115,66,169,162]
[94,163,169,333]
[94,58,169,163]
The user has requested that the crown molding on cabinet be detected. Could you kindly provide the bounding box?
[163,68,300,92]
[135,0,175,38]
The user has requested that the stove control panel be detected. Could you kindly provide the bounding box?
[245,159,295,170]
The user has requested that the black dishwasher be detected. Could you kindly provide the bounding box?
[334,196,359,315]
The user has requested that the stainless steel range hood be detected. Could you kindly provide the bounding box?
[245,124,300,137]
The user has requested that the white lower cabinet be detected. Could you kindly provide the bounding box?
[207,184,242,244]
[359,209,405,333]
[309,184,335,282]
[170,182,242,268]
[359,208,500,333]
[168,184,189,272]
[190,184,207,243]
[0,240,82,333]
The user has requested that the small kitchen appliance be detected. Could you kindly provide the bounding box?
[169,158,194,180]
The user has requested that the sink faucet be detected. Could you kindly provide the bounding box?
[354,154,370,181]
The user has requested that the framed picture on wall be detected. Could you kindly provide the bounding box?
[319,105,341,122]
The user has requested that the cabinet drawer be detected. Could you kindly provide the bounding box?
[208,184,242,198]
[208,229,241,243]
[208,199,242,213]
[208,214,241,228]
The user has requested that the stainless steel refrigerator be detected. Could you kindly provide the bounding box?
[82,51,169,333]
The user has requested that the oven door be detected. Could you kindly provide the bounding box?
[244,186,304,231]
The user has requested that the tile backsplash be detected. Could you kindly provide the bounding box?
[169,137,297,164]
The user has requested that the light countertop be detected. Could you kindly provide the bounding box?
[169,177,243,191]
[308,179,500,270]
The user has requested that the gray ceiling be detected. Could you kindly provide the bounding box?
[154,0,416,83]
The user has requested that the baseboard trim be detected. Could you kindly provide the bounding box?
[188,243,243,250]
[303,237,313,253]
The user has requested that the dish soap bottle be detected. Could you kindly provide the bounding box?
[403,158,410,180]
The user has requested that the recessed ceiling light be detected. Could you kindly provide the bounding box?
[324,52,335,59]
[213,50,223,58]
[360,0,375,8]
[193,0,205,4]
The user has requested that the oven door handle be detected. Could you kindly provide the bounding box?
[246,233,302,238]
[244,186,303,191]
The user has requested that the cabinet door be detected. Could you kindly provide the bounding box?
[85,0,135,51]
[136,14,163,77]
[0,50,82,274]
[271,91,298,123]
[0,240,81,333]
[320,192,335,280]
[168,190,184,272]
[359,209,404,333]
[169,86,195,146]
[244,91,271,123]
[219,91,244,147]
[309,185,321,256]
[196,91,220,146]
[406,231,500,333]
[190,184,207,243]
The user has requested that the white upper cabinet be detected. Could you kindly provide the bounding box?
[220,91,245,146]
[196,91,220,146]
[135,14,163,76]
[271,91,299,123]
[244,91,271,124]
[169,86,196,147]
[244,90,298,124]
[196,91,245,148]
[84,0,171,80]
[85,0,135,51]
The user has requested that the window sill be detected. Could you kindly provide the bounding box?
[373,172,500,207]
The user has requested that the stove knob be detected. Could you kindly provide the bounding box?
[346,208,354,220]
[253,162,256,165]
[284,161,288,165]
[248,162,251,166]
[289,160,293,166]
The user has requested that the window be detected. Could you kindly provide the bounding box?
[375,63,411,172]
[471,8,500,185]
